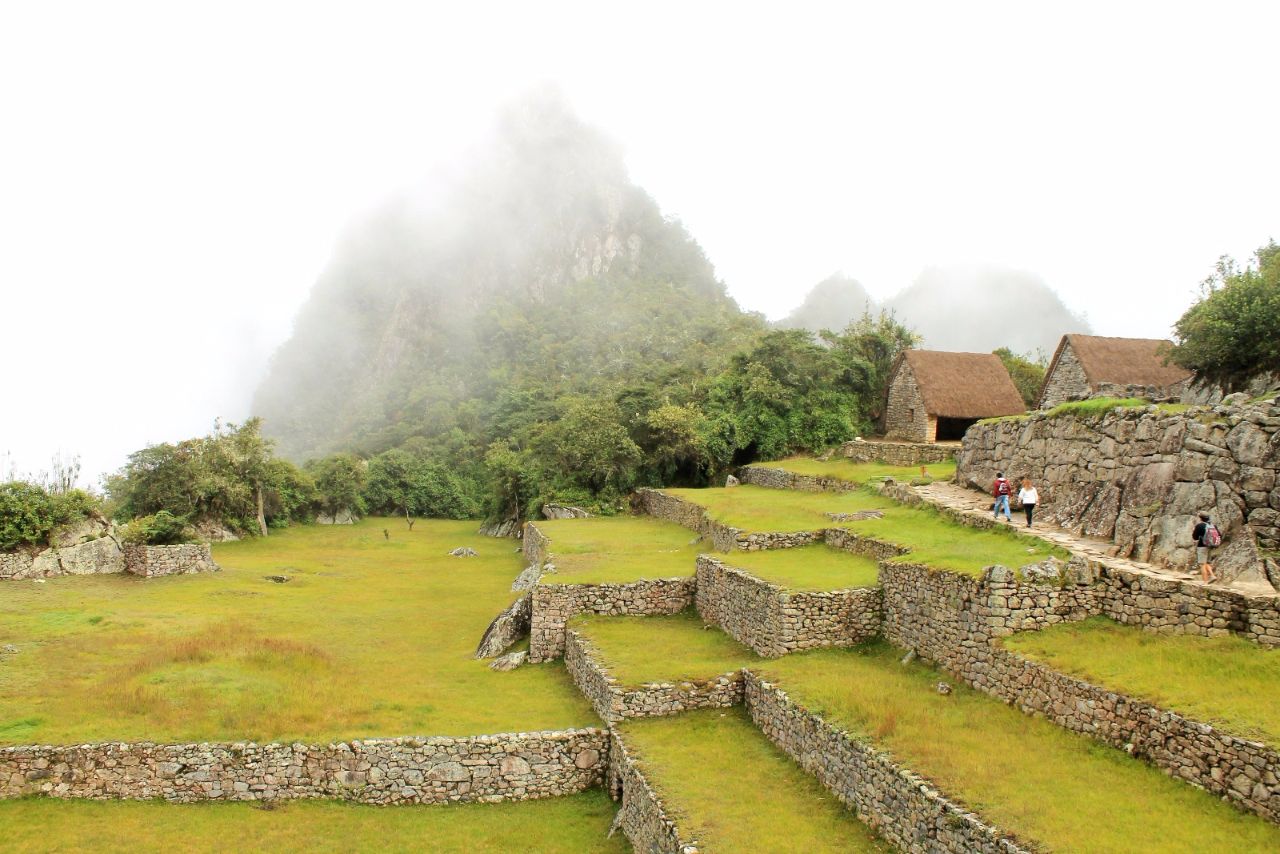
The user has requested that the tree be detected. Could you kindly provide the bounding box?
[1170,242,1280,391]
[307,454,366,519]
[823,311,920,424]
[994,347,1048,408]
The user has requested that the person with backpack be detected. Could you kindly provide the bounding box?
[991,471,1013,523]
[1191,512,1220,583]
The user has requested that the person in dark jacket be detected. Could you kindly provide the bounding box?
[1191,513,1219,584]
[991,472,1012,523]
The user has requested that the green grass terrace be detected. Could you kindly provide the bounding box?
[718,544,879,591]
[1004,616,1280,749]
[533,516,701,585]
[620,708,889,852]
[661,484,1067,577]
[0,790,627,854]
[755,456,956,485]
[0,519,596,746]
[570,611,1280,853]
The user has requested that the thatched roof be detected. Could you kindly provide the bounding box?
[1053,334,1191,388]
[895,350,1026,419]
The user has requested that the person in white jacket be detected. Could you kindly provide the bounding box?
[1017,479,1039,528]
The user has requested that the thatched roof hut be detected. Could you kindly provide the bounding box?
[1039,334,1192,408]
[884,350,1025,442]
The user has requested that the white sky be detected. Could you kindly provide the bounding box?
[2,1,1276,485]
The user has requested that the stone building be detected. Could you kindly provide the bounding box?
[1038,334,1192,409]
[883,350,1025,443]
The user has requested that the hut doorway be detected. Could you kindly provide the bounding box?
[935,416,977,441]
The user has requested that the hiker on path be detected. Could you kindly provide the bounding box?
[1191,513,1220,584]
[1018,478,1039,528]
[991,471,1013,522]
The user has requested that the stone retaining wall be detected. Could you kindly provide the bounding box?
[839,439,957,467]
[964,646,1280,823]
[528,579,695,662]
[743,673,1028,854]
[956,400,1280,586]
[123,543,219,578]
[695,556,880,657]
[605,728,698,854]
[0,729,607,805]
[634,488,823,551]
[738,465,860,493]
[565,629,742,723]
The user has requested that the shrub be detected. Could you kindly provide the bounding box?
[0,482,57,550]
[120,511,193,546]
[1045,397,1148,418]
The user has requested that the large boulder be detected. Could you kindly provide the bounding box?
[316,509,358,525]
[542,503,591,520]
[474,594,531,659]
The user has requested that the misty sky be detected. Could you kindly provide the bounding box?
[2,1,1277,485]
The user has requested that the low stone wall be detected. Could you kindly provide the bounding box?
[523,521,552,568]
[1096,565,1280,646]
[695,556,880,657]
[823,528,909,561]
[0,729,607,805]
[565,629,742,723]
[528,579,696,662]
[606,728,699,854]
[738,465,860,493]
[634,488,823,551]
[743,673,1027,853]
[964,646,1280,823]
[123,544,219,578]
[1,537,125,581]
[839,439,957,467]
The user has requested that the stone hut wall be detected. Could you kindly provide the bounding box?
[123,544,219,578]
[528,579,695,663]
[564,629,742,723]
[838,439,956,466]
[695,556,880,657]
[605,728,698,854]
[1038,339,1090,408]
[0,730,606,805]
[956,400,1280,586]
[743,673,1028,854]
[884,364,934,443]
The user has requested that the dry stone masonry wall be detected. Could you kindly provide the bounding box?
[123,544,219,578]
[838,439,956,467]
[738,465,860,493]
[0,730,607,805]
[2,541,217,581]
[634,488,824,551]
[528,579,695,662]
[957,399,1280,587]
[744,673,1029,854]
[695,556,880,657]
[565,630,742,723]
[605,728,699,854]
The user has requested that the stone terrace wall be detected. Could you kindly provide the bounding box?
[744,673,1028,854]
[738,465,859,493]
[695,556,880,657]
[528,579,695,663]
[840,439,956,467]
[565,629,742,723]
[1096,565,1280,646]
[1,730,607,805]
[957,400,1280,586]
[606,728,699,854]
[634,488,824,552]
[124,544,219,578]
[966,647,1280,823]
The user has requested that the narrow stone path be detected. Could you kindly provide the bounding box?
[916,481,1279,599]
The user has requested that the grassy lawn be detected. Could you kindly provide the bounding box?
[0,519,596,745]
[1005,616,1280,748]
[570,611,756,686]
[758,456,956,485]
[718,544,879,591]
[620,708,889,853]
[0,790,627,854]
[760,642,1280,853]
[534,516,700,584]
[661,486,1066,577]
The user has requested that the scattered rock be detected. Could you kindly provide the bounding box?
[315,509,359,525]
[900,649,917,666]
[936,682,953,695]
[1,644,17,655]
[263,575,291,584]
[474,594,532,659]
[489,650,528,672]
[449,547,478,557]
[542,503,591,520]
[478,517,521,538]
[511,564,542,592]
[827,510,884,522]
[725,475,740,488]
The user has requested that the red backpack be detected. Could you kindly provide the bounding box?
[996,478,1011,496]
[1205,524,1222,548]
